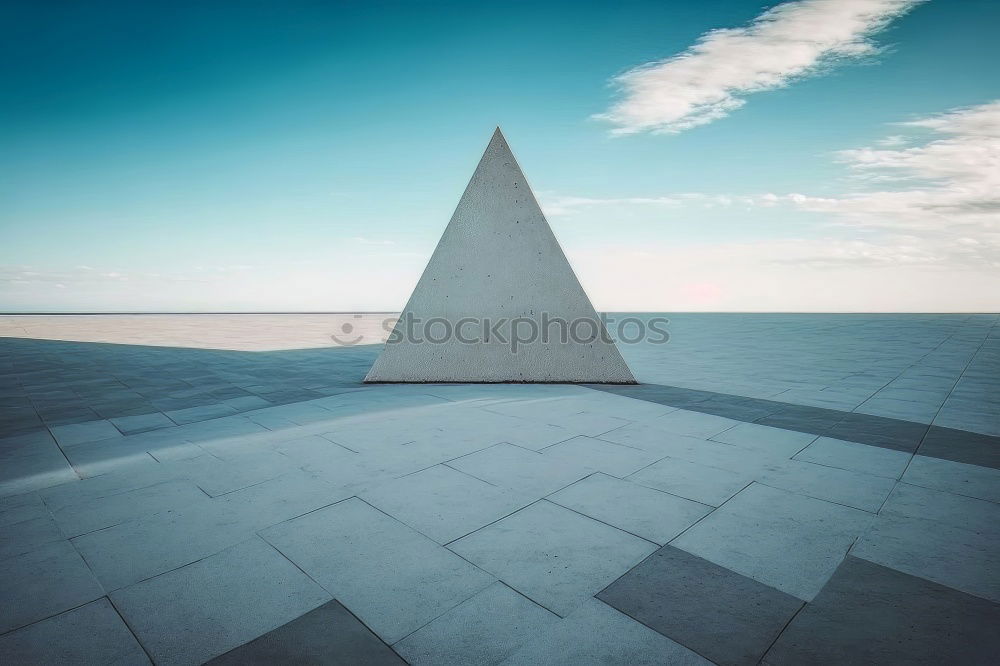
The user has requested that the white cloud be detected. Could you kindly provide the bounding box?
[352,236,395,246]
[777,101,1000,267]
[597,0,924,135]
[557,101,1000,277]
[541,195,682,216]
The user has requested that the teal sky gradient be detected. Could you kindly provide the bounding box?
[2,0,998,311]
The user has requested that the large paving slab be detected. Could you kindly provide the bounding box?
[0,431,78,497]
[502,597,710,665]
[765,556,1000,664]
[851,510,1000,602]
[626,456,753,506]
[111,537,331,665]
[548,472,711,544]
[447,442,595,497]
[360,464,529,544]
[448,500,657,616]
[0,598,150,665]
[792,436,911,478]
[394,582,559,665]
[539,435,663,477]
[598,546,803,666]
[0,539,105,634]
[672,482,873,601]
[260,497,495,644]
[206,600,404,665]
[901,454,1000,502]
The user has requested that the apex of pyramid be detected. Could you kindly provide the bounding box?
[488,126,510,151]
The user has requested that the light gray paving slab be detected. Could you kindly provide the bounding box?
[483,395,613,421]
[268,434,357,466]
[649,410,741,438]
[243,411,300,430]
[485,400,632,437]
[756,459,895,512]
[852,512,1000,602]
[541,410,632,437]
[0,514,65,560]
[361,464,529,544]
[793,436,911,479]
[0,597,149,665]
[172,449,298,497]
[448,443,594,497]
[258,402,339,426]
[49,479,207,537]
[348,436,477,480]
[880,482,1000,534]
[627,456,752,506]
[109,412,174,435]
[39,461,188,511]
[604,427,782,474]
[293,449,389,491]
[49,419,123,447]
[363,427,502,474]
[711,422,817,457]
[112,537,330,665]
[394,582,559,665]
[260,497,495,644]
[540,436,662,478]
[449,500,657,616]
[165,416,269,447]
[673,483,873,601]
[901,455,1000,502]
[0,539,105,634]
[577,391,679,421]
[549,473,711,545]
[494,419,579,451]
[213,468,351,530]
[501,597,710,666]
[72,497,249,590]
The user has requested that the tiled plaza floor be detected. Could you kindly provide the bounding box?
[1,314,998,664]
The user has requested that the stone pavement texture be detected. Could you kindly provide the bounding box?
[0,313,998,664]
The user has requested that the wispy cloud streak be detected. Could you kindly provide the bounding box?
[598,0,924,135]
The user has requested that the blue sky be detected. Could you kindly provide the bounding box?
[2,0,998,311]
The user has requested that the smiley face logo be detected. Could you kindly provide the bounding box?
[330,315,364,346]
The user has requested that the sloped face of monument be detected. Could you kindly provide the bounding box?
[364,128,636,383]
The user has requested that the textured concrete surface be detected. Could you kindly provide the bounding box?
[1,313,998,664]
[365,129,635,383]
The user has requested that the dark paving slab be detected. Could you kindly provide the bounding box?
[825,412,929,453]
[0,337,380,441]
[590,382,1000,469]
[918,425,1000,469]
[597,545,803,666]
[0,539,105,634]
[765,556,1000,665]
[206,599,405,666]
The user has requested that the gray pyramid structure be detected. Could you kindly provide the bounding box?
[364,128,636,383]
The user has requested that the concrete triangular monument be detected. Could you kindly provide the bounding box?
[365,128,636,383]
